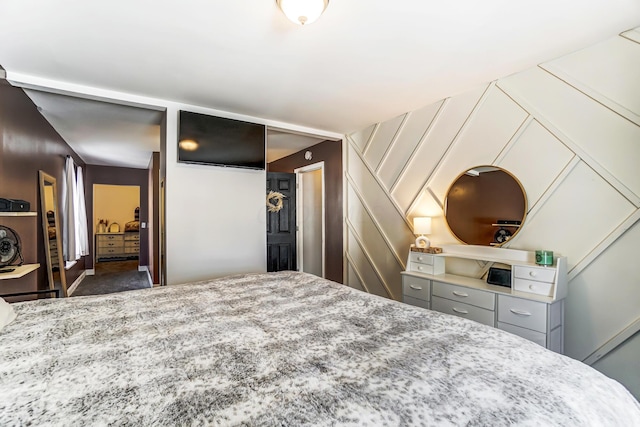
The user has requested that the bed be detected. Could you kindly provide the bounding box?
[1,271,638,425]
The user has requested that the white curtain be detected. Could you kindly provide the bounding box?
[62,156,77,263]
[62,157,89,264]
[75,166,89,258]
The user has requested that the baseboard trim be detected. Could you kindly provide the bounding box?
[139,265,153,288]
[86,269,95,276]
[67,270,87,296]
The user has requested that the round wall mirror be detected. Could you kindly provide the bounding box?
[444,166,527,246]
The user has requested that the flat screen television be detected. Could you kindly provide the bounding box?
[178,111,266,170]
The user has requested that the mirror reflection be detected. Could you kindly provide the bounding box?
[39,171,68,297]
[444,166,527,246]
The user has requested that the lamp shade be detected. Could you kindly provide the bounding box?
[413,217,432,235]
[277,0,329,26]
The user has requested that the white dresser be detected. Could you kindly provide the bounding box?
[401,245,567,353]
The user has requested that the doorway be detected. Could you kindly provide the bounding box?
[93,184,141,272]
[295,162,325,277]
[70,183,149,296]
[265,128,342,282]
[266,172,297,272]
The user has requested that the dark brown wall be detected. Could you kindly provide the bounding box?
[268,140,343,284]
[148,152,160,283]
[0,80,86,298]
[84,165,150,270]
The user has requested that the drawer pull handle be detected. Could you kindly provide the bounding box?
[510,309,532,316]
[409,285,422,290]
[417,256,423,261]
[529,271,537,277]
[452,307,469,315]
[452,291,468,297]
[417,266,423,270]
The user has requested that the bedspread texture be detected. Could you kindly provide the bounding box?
[1,271,638,426]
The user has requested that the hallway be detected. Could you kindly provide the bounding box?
[72,261,150,296]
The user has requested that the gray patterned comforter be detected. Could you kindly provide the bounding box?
[1,271,638,426]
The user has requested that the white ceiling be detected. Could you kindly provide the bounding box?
[1,1,639,166]
[24,89,326,168]
[24,89,164,169]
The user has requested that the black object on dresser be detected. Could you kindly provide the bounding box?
[0,198,30,212]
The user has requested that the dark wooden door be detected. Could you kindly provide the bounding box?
[267,172,296,272]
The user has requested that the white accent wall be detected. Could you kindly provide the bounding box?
[345,28,640,397]
[161,107,338,285]
[163,106,267,285]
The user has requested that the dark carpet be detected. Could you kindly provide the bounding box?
[72,260,150,297]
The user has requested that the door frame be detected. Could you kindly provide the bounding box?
[294,161,325,277]
[92,183,141,270]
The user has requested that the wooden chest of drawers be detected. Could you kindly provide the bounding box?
[96,232,139,260]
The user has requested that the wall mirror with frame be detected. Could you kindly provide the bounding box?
[444,166,527,246]
[39,171,68,297]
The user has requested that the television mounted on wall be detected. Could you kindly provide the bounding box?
[178,111,266,170]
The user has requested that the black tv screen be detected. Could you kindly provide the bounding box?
[178,111,266,170]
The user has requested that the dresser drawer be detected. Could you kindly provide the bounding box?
[98,241,124,249]
[409,252,434,265]
[403,295,429,309]
[402,275,430,301]
[99,248,123,256]
[513,266,555,283]
[124,232,140,241]
[497,295,547,333]
[125,241,140,248]
[432,281,495,310]
[513,278,553,297]
[432,296,495,327]
[408,252,444,275]
[97,234,122,242]
[124,247,139,254]
[497,322,546,347]
[409,263,435,274]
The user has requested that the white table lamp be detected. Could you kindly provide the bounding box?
[413,217,432,248]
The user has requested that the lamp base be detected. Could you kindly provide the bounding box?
[415,235,430,249]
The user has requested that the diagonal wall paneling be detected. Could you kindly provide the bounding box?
[363,114,406,171]
[347,185,404,297]
[350,124,376,152]
[541,36,640,125]
[621,27,640,44]
[564,221,640,361]
[346,143,416,262]
[497,119,574,208]
[512,161,635,271]
[391,85,488,213]
[345,28,640,397]
[425,85,529,205]
[346,228,392,298]
[378,101,443,190]
[499,66,640,206]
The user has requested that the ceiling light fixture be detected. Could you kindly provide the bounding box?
[277,0,329,26]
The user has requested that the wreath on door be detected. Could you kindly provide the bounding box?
[266,191,286,213]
